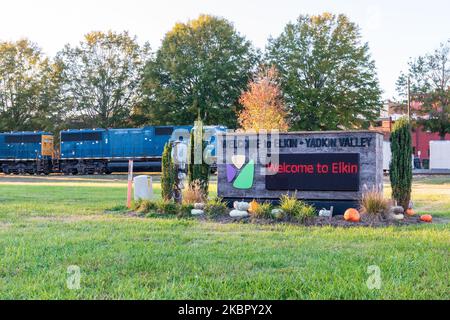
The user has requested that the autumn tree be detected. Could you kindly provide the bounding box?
[266,13,382,131]
[56,31,151,128]
[238,66,289,131]
[396,40,450,140]
[140,15,258,127]
[0,39,62,132]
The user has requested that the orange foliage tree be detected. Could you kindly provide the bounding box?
[238,66,289,131]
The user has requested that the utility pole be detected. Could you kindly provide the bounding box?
[407,76,411,121]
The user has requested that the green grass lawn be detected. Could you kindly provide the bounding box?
[0,176,449,299]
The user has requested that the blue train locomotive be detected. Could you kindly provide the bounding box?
[59,126,193,174]
[0,125,226,175]
[0,131,54,174]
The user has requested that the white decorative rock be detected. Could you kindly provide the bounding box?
[229,210,249,218]
[194,203,205,210]
[390,206,404,214]
[389,213,404,221]
[191,209,204,216]
[234,202,250,211]
[271,209,284,219]
[319,207,333,217]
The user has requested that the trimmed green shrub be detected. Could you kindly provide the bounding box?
[279,194,297,216]
[389,117,413,210]
[156,200,178,215]
[132,199,143,211]
[161,142,175,201]
[178,203,194,218]
[253,202,273,219]
[279,194,316,222]
[137,200,158,214]
[187,126,210,197]
[297,204,316,222]
[204,197,227,217]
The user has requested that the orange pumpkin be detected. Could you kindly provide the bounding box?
[406,208,415,216]
[344,208,360,222]
[420,214,432,223]
[248,200,259,214]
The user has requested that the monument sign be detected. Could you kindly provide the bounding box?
[216,131,384,215]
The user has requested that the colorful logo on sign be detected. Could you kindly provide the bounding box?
[226,155,254,189]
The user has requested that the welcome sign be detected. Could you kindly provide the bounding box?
[217,131,384,215]
[265,153,360,191]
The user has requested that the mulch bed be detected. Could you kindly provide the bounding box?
[199,213,431,227]
[127,210,441,227]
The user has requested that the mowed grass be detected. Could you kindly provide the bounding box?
[0,175,448,299]
[385,176,450,217]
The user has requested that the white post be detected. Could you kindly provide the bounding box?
[127,160,134,208]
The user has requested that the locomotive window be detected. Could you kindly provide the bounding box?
[5,134,41,143]
[61,132,102,142]
[155,127,174,136]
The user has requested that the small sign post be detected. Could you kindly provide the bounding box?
[127,160,134,208]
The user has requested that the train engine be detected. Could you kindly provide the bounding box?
[59,126,192,175]
[0,131,54,174]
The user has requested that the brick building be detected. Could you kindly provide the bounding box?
[371,101,450,167]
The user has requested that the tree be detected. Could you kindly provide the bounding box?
[187,122,210,196]
[266,13,382,131]
[161,142,175,201]
[396,40,450,140]
[0,39,62,132]
[56,31,151,128]
[140,15,258,127]
[389,117,412,210]
[238,66,289,131]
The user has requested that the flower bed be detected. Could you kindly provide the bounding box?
[128,196,435,227]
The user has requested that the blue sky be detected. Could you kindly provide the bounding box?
[1,0,449,99]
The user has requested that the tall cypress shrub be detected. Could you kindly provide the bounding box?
[187,128,210,196]
[161,142,175,201]
[389,117,412,210]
